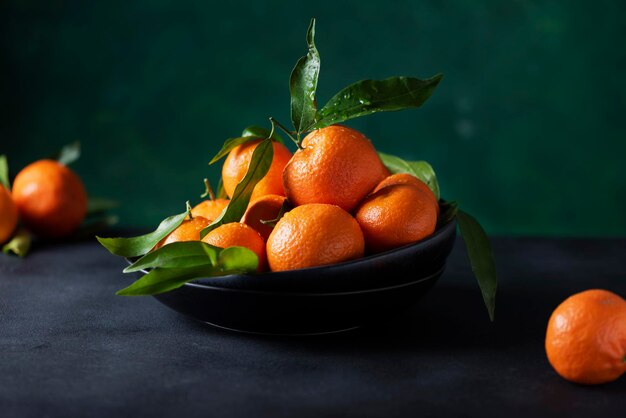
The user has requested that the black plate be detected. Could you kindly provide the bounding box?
[134,218,457,335]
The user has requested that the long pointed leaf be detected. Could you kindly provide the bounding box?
[200,139,274,238]
[457,210,498,321]
[313,75,442,129]
[96,211,188,258]
[290,18,320,133]
[208,136,257,165]
[124,241,221,273]
[117,265,220,296]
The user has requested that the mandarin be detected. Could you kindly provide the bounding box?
[355,184,437,253]
[282,125,388,212]
[545,289,626,385]
[266,203,364,272]
[202,222,267,271]
[374,173,439,215]
[190,198,229,222]
[222,139,292,201]
[12,160,87,238]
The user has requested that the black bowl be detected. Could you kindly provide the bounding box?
[136,218,457,335]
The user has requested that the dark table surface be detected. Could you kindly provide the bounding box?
[1,236,625,417]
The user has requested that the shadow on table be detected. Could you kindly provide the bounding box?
[179,279,560,352]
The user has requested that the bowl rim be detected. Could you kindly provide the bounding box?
[129,216,457,293]
[176,264,446,296]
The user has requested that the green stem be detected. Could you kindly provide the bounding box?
[185,201,193,219]
[269,117,302,150]
[201,178,215,201]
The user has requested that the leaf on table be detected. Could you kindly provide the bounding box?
[56,141,81,166]
[117,246,258,296]
[289,18,320,134]
[200,139,274,238]
[96,210,188,258]
[73,215,119,240]
[2,228,32,257]
[378,152,440,199]
[312,75,442,129]
[86,198,119,217]
[124,241,221,273]
[0,154,10,190]
[457,209,498,321]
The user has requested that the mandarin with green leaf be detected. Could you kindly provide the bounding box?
[202,222,267,271]
[190,199,229,222]
[154,216,211,250]
[222,139,292,201]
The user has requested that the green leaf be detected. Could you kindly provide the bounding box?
[200,139,274,238]
[0,155,10,190]
[313,75,442,129]
[117,265,218,296]
[289,18,320,134]
[217,246,259,271]
[117,246,258,296]
[209,125,285,166]
[378,152,440,200]
[2,228,32,257]
[124,241,221,273]
[96,210,188,258]
[57,141,81,166]
[241,125,284,144]
[457,210,498,321]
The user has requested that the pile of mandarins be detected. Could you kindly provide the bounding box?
[157,125,440,272]
[0,159,87,245]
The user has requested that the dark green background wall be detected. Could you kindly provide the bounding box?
[2,1,625,236]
